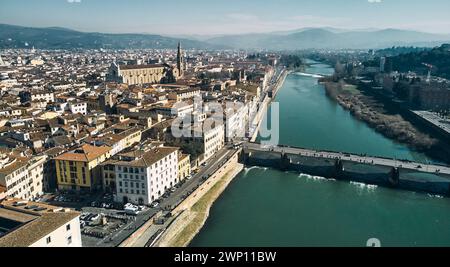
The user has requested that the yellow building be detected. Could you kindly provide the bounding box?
[55,144,111,192]
[178,153,191,181]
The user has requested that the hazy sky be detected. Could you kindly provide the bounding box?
[1,0,450,35]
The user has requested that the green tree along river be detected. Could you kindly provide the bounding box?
[190,61,450,247]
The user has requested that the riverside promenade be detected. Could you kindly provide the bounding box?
[153,149,243,247]
[118,147,239,247]
[250,68,289,142]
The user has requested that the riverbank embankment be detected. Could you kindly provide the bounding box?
[154,152,243,247]
[251,69,290,142]
[322,81,441,153]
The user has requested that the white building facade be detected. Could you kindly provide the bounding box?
[29,216,82,247]
[201,122,225,162]
[112,147,179,205]
[0,155,46,201]
[68,102,88,115]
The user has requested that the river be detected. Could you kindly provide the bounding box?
[190,61,450,247]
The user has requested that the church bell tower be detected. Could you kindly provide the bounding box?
[177,42,185,77]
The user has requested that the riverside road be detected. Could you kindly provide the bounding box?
[85,146,238,247]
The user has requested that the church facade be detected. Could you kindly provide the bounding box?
[107,43,186,86]
[108,63,169,85]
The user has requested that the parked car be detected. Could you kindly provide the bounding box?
[124,203,140,215]
[150,202,159,208]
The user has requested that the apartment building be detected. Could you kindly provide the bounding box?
[197,121,225,162]
[95,127,142,156]
[0,199,82,247]
[0,155,46,201]
[106,146,179,205]
[68,101,88,115]
[223,102,249,142]
[55,144,111,192]
[178,153,191,181]
[168,88,201,102]
[20,91,55,103]
[0,186,6,201]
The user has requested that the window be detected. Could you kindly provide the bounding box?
[46,236,51,244]
[66,224,71,231]
[67,236,72,245]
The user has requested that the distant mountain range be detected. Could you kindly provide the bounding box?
[0,24,225,50]
[205,28,450,50]
[1,24,449,51]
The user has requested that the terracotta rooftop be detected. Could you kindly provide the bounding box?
[107,147,179,168]
[0,199,80,247]
[120,64,165,70]
[0,157,28,176]
[179,153,190,161]
[54,144,111,162]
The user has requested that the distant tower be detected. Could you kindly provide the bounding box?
[380,57,386,73]
[422,63,433,84]
[177,42,185,77]
[426,69,431,84]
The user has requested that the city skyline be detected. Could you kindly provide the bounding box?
[2,0,450,251]
[1,0,450,35]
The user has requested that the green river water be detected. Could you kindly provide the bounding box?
[190,62,450,247]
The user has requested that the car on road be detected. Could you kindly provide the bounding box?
[185,175,192,180]
[170,187,176,193]
[150,202,159,208]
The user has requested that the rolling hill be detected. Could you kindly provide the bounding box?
[0,24,225,50]
[206,28,450,50]
[388,44,450,79]
[2,24,449,51]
